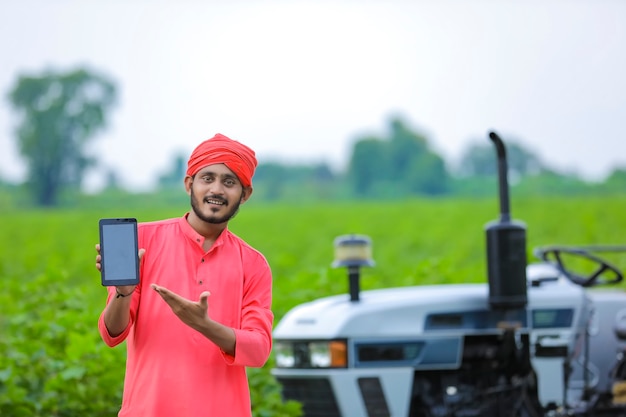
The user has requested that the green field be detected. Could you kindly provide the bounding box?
[2,196,626,416]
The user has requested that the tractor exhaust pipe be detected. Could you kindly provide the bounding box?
[485,131,528,309]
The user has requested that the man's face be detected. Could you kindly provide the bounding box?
[187,164,251,224]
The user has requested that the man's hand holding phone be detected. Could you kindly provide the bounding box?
[98,218,141,288]
[95,243,145,298]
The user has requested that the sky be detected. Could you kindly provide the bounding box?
[1,0,625,192]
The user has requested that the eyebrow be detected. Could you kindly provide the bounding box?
[197,170,240,181]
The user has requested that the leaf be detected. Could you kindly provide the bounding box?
[60,366,86,380]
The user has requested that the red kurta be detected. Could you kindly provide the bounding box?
[98,215,274,417]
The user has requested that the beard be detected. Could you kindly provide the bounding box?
[190,188,243,224]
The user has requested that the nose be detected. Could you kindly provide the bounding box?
[207,181,226,196]
[209,185,224,196]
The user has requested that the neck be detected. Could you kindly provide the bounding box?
[186,211,227,241]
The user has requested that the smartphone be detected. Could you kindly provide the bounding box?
[99,218,140,286]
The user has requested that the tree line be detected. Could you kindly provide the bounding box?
[3,66,626,207]
[247,121,626,202]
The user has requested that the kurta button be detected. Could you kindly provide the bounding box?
[201,258,204,263]
[199,280,203,285]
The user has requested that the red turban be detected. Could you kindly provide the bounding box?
[186,133,258,187]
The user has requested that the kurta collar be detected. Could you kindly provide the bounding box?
[179,213,229,252]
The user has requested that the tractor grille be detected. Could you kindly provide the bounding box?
[276,376,341,417]
[358,377,390,417]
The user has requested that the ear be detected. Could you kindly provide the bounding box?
[184,175,193,195]
[240,186,253,204]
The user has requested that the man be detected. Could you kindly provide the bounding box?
[96,133,273,417]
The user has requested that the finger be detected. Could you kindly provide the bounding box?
[150,285,171,304]
[199,291,211,309]
[95,243,101,252]
[138,248,146,260]
[150,284,178,301]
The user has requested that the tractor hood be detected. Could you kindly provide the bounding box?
[273,267,590,340]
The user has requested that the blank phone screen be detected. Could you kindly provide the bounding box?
[100,220,139,284]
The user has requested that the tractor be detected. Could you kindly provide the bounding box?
[271,132,626,417]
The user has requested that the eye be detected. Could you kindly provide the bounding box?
[224,178,237,187]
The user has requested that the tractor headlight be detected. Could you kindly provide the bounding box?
[274,341,296,368]
[274,340,347,368]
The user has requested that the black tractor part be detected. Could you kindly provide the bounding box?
[485,131,528,310]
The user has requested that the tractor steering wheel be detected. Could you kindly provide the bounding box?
[534,246,624,287]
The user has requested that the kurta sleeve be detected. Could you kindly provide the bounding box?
[97,286,141,347]
[223,251,274,367]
